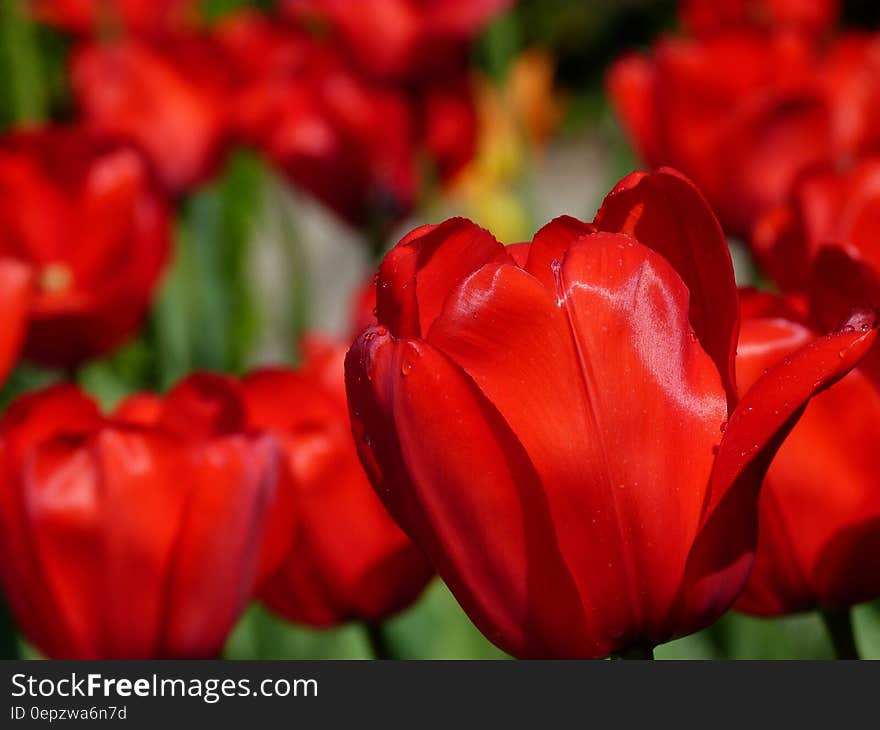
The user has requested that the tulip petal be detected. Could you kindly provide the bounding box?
[594,168,739,409]
[159,372,247,440]
[0,259,31,385]
[375,218,507,338]
[0,384,103,461]
[678,310,878,631]
[732,301,880,615]
[159,434,277,658]
[346,329,593,658]
[93,430,190,658]
[428,232,727,646]
[807,246,880,384]
[20,440,103,659]
[524,215,595,289]
[809,244,880,331]
[244,367,428,624]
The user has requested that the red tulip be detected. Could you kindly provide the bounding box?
[282,0,511,82]
[0,260,32,387]
[0,126,170,368]
[29,0,198,36]
[70,36,230,193]
[735,249,880,614]
[243,336,432,626]
[753,156,880,291]
[344,168,877,658]
[113,373,297,589]
[607,30,880,238]
[0,378,281,659]
[680,0,839,36]
[219,11,417,228]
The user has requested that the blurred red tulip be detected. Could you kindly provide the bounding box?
[70,36,231,193]
[753,156,880,291]
[0,379,281,659]
[0,260,32,387]
[243,336,432,626]
[0,127,170,368]
[344,168,877,658]
[219,11,417,229]
[735,251,880,615]
[680,0,839,36]
[607,31,880,238]
[29,0,199,36]
[114,373,297,589]
[282,0,511,82]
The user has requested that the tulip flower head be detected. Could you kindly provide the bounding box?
[753,156,880,291]
[0,127,170,368]
[734,244,880,615]
[0,376,282,659]
[70,36,231,194]
[243,337,432,626]
[218,11,417,230]
[345,169,877,658]
[607,26,880,239]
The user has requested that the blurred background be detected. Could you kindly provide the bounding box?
[2,0,880,659]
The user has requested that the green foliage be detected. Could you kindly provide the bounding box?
[225,580,509,660]
[151,151,266,388]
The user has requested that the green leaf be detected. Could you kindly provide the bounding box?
[383,579,510,660]
[225,605,371,660]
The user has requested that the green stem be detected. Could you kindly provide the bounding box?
[365,622,394,660]
[822,608,860,660]
[611,643,655,660]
